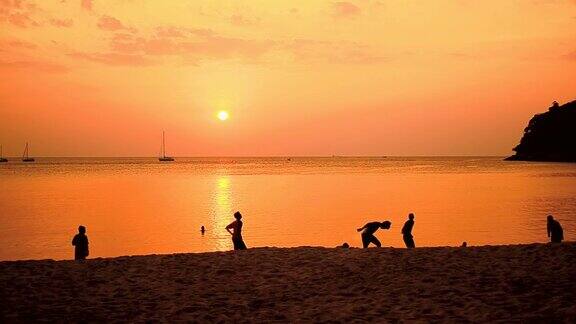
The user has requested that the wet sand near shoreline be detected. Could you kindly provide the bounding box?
[1,243,575,322]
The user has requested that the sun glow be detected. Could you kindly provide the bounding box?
[217,111,229,121]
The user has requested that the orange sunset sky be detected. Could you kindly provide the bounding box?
[1,0,575,157]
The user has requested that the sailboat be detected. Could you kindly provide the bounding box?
[22,142,35,162]
[158,131,174,162]
[0,145,7,162]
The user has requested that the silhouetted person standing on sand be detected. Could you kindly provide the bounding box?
[201,225,206,235]
[72,225,89,260]
[226,211,247,250]
[357,221,391,248]
[547,215,564,243]
[401,213,416,248]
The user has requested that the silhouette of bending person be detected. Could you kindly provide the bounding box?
[401,213,416,248]
[226,211,247,250]
[547,215,564,243]
[357,221,391,248]
[72,225,89,260]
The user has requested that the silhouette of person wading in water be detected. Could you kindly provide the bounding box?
[357,220,391,248]
[226,211,247,250]
[547,215,564,243]
[72,225,89,260]
[402,213,416,248]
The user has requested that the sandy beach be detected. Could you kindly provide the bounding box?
[1,243,574,322]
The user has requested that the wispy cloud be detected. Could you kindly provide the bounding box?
[106,27,274,63]
[0,0,39,28]
[64,22,390,67]
[3,1,392,68]
[81,0,93,12]
[0,59,68,73]
[332,2,361,19]
[154,26,214,38]
[68,52,154,66]
[50,18,73,28]
[0,38,38,49]
[97,15,134,32]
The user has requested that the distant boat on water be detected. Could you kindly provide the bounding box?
[158,131,174,162]
[0,145,7,162]
[22,142,35,162]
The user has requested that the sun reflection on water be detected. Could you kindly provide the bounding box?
[212,176,232,251]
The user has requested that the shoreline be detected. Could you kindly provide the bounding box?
[1,243,575,322]
[0,241,569,263]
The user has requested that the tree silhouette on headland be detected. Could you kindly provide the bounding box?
[506,100,576,162]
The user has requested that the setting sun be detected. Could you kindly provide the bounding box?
[217,111,229,121]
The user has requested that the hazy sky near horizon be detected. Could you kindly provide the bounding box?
[1,0,575,157]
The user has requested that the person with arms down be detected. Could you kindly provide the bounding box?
[72,225,89,260]
[547,215,564,243]
[401,213,416,248]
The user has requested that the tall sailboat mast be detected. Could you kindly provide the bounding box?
[158,131,174,162]
[162,131,166,158]
[0,144,6,162]
[22,142,35,162]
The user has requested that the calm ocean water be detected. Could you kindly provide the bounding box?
[0,157,574,260]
